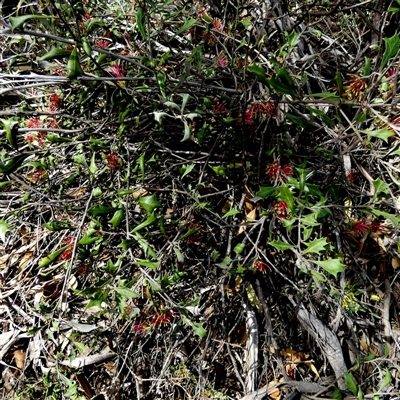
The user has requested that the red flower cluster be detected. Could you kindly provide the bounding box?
[49,93,61,111]
[342,74,367,101]
[242,101,280,125]
[25,118,47,147]
[105,150,121,170]
[266,161,293,182]
[150,309,177,327]
[274,200,290,219]
[253,259,271,273]
[31,169,46,184]
[352,219,382,235]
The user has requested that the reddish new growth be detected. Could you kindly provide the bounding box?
[76,264,89,276]
[26,118,41,128]
[346,170,356,184]
[213,18,224,31]
[253,259,271,273]
[274,200,290,220]
[266,161,293,183]
[216,51,227,68]
[342,74,367,101]
[351,219,382,235]
[25,119,46,147]
[132,321,150,337]
[59,236,76,261]
[150,308,177,327]
[105,150,121,170]
[212,100,227,114]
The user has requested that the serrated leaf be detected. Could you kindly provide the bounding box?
[223,206,241,218]
[209,165,228,176]
[67,47,84,78]
[136,7,147,39]
[9,14,49,32]
[133,259,160,271]
[192,322,207,338]
[372,178,390,200]
[154,111,172,123]
[256,186,277,199]
[365,208,400,227]
[114,287,140,299]
[360,127,395,143]
[38,46,72,61]
[303,238,329,255]
[269,239,293,251]
[279,185,294,211]
[311,258,345,277]
[38,246,69,268]
[0,218,11,243]
[380,33,400,70]
[131,212,157,233]
[139,194,161,214]
[344,372,358,396]
[216,256,232,269]
[268,77,297,96]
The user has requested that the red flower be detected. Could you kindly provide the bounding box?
[31,169,46,184]
[352,220,369,235]
[97,39,109,48]
[346,170,356,184]
[243,108,255,125]
[77,264,89,275]
[370,221,382,233]
[109,63,125,78]
[213,18,224,31]
[150,309,177,327]
[266,161,293,182]
[274,201,290,219]
[253,259,270,273]
[105,150,121,170]
[216,51,227,68]
[132,321,149,337]
[26,118,41,128]
[342,74,367,101]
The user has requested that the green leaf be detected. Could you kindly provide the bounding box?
[1,119,18,149]
[88,205,119,216]
[174,18,197,37]
[279,185,294,211]
[180,163,195,178]
[109,208,124,228]
[0,218,11,243]
[372,178,390,200]
[133,259,160,271]
[181,120,192,142]
[114,287,140,299]
[136,7,147,40]
[248,63,268,85]
[0,154,30,174]
[81,37,91,56]
[269,239,293,251]
[43,221,74,231]
[9,14,50,32]
[303,238,329,254]
[38,46,72,61]
[131,212,157,233]
[359,127,395,143]
[379,368,392,391]
[344,372,358,396]
[283,112,308,128]
[38,246,69,268]
[79,233,101,245]
[85,18,104,35]
[256,186,277,199]
[380,33,400,70]
[268,77,297,96]
[192,322,207,338]
[216,256,232,269]
[223,207,241,218]
[209,165,228,176]
[311,258,345,277]
[67,47,84,78]
[234,243,245,254]
[364,208,400,227]
[89,152,98,175]
[308,92,341,100]
[179,227,200,240]
[139,194,161,214]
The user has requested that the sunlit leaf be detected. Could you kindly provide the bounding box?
[38,246,69,268]
[0,218,11,243]
[88,205,119,216]
[302,238,329,255]
[10,14,50,32]
[360,127,395,143]
[139,194,161,214]
[38,46,72,61]
[311,258,345,277]
[67,47,84,78]
[344,372,358,396]
[380,33,400,70]
[269,239,294,251]
[109,208,124,228]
